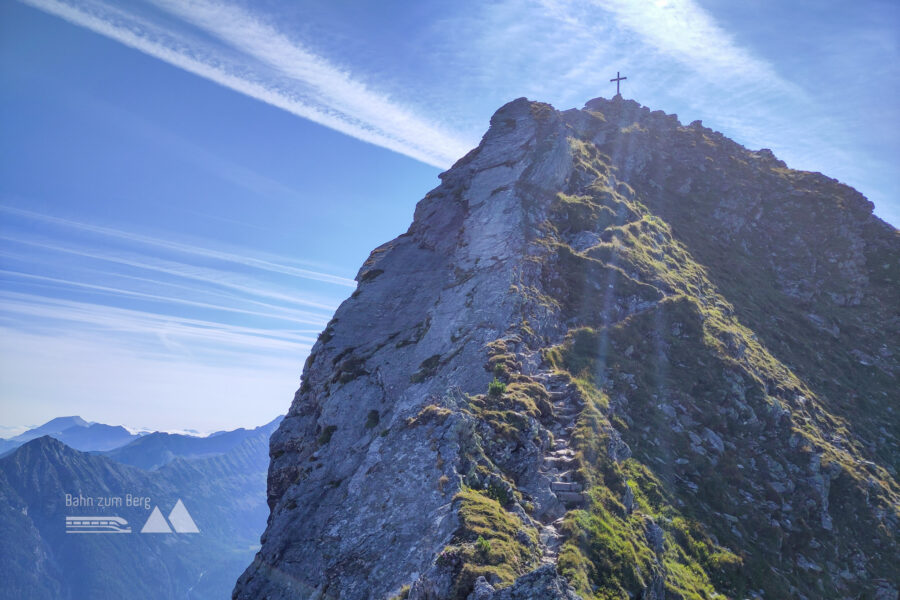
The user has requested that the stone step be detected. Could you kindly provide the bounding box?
[539,525,561,546]
[550,481,583,492]
[547,373,572,384]
[553,439,569,451]
[544,455,577,469]
[548,389,573,397]
[554,411,578,420]
[549,449,575,459]
[552,425,575,436]
[550,451,569,460]
[541,469,575,483]
[556,490,588,505]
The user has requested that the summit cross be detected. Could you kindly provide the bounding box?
[610,71,627,96]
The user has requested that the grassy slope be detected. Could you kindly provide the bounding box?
[538,115,899,597]
[419,101,897,599]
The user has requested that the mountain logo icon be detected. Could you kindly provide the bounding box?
[140,506,171,533]
[140,499,200,534]
[167,499,200,533]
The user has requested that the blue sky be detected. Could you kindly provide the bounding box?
[1,0,897,434]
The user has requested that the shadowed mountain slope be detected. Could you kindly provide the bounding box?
[103,416,282,470]
[0,421,276,599]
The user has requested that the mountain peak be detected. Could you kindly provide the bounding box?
[23,434,68,449]
[235,96,898,600]
[6,435,79,466]
[2,416,141,454]
[12,415,89,439]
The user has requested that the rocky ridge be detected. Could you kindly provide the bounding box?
[234,96,899,600]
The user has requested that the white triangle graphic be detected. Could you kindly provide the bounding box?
[167,499,200,533]
[141,506,173,533]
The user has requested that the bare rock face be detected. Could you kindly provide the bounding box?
[234,96,899,600]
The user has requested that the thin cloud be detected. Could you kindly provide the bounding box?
[0,269,330,326]
[19,0,473,168]
[0,203,335,417]
[150,0,473,163]
[0,291,315,355]
[0,232,340,313]
[0,204,357,288]
[592,0,787,87]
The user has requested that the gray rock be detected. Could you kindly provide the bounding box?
[468,577,496,600]
[489,565,582,600]
[644,517,665,554]
[622,483,635,514]
[702,427,725,454]
[875,581,899,600]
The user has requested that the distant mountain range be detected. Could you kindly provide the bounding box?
[104,420,281,470]
[0,415,282,599]
[0,416,139,455]
[0,415,282,462]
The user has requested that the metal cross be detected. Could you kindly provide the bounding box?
[610,71,627,96]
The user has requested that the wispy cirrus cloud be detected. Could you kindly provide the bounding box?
[0,269,330,326]
[0,285,312,431]
[0,234,338,313]
[0,204,338,386]
[19,0,895,226]
[532,0,811,146]
[149,0,475,164]
[591,0,785,86]
[422,0,796,112]
[0,205,326,431]
[19,0,473,168]
[0,204,356,288]
[0,291,315,356]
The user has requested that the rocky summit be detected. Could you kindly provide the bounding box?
[233,96,899,600]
